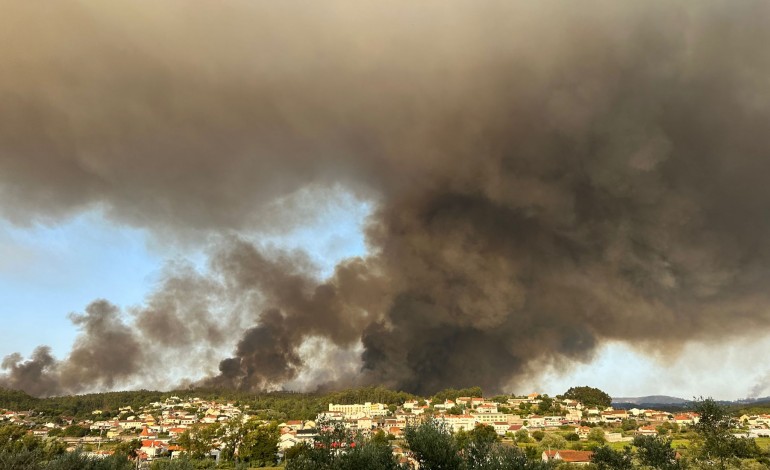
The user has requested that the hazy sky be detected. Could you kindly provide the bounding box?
[2,0,770,399]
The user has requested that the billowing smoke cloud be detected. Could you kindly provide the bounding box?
[3,0,770,396]
[749,371,770,399]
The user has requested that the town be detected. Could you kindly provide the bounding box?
[1,386,769,468]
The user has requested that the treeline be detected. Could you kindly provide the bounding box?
[0,386,420,420]
[0,388,168,418]
[430,387,484,403]
[729,399,770,416]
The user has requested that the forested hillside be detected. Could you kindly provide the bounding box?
[0,386,418,420]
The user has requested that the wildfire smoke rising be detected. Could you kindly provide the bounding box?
[2,0,770,396]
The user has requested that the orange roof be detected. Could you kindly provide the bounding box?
[141,440,164,448]
[544,450,594,463]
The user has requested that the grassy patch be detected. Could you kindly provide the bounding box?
[671,439,691,449]
[607,441,632,451]
[755,437,770,450]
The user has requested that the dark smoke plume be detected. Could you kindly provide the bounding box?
[3,0,770,396]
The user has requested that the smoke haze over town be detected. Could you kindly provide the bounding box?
[2,0,770,399]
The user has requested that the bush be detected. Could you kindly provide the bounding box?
[286,422,403,470]
[53,452,135,470]
[404,419,461,470]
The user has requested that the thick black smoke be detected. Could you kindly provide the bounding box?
[3,0,770,396]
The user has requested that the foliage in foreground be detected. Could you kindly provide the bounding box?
[285,422,403,470]
[0,449,134,470]
[286,419,551,470]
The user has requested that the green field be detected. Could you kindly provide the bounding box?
[755,437,770,450]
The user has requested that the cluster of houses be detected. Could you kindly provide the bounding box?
[739,414,770,438]
[275,396,709,466]
[283,395,703,442]
[3,393,770,465]
[1,396,244,462]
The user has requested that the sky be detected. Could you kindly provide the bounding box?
[2,0,770,400]
[3,198,770,400]
[0,192,370,367]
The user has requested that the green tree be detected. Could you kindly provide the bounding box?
[431,387,483,404]
[62,424,89,438]
[44,450,135,470]
[588,427,606,444]
[692,397,760,469]
[591,445,634,470]
[466,424,500,468]
[454,428,470,451]
[113,438,141,459]
[372,429,389,446]
[0,449,44,470]
[0,424,43,453]
[633,435,681,470]
[471,445,551,470]
[563,386,612,408]
[538,433,567,452]
[333,439,404,470]
[404,418,462,470]
[621,419,637,432]
[514,429,531,443]
[238,421,279,465]
[286,422,402,470]
[537,395,554,414]
[43,452,134,470]
[177,423,220,459]
[150,457,197,470]
[284,442,309,462]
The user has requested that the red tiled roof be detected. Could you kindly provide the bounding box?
[544,450,594,463]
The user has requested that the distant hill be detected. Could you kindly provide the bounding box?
[730,398,770,415]
[731,396,770,405]
[613,395,689,405]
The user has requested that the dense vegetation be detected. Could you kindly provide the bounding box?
[730,399,770,417]
[562,386,613,409]
[285,419,550,470]
[0,422,134,470]
[0,386,417,420]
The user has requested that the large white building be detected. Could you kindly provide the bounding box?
[328,402,388,418]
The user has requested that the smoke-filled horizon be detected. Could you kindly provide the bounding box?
[3,0,770,397]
